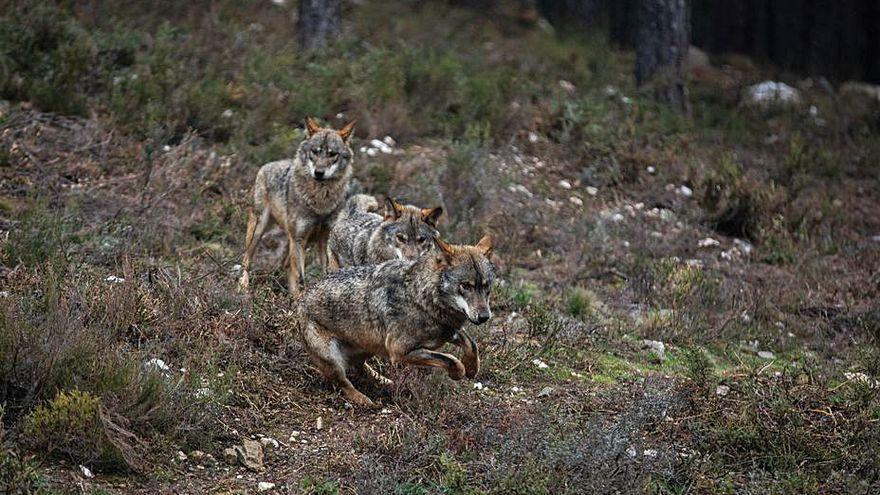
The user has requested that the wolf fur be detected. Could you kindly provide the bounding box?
[327,195,443,269]
[239,117,356,294]
[297,235,495,407]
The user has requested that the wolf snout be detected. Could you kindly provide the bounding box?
[472,311,491,325]
[313,170,326,180]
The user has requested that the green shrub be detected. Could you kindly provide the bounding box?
[0,4,96,116]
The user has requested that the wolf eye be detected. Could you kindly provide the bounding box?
[459,281,473,292]
[416,236,426,243]
[309,148,318,156]
[395,234,407,243]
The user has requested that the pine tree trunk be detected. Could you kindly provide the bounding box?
[297,0,342,51]
[635,0,689,114]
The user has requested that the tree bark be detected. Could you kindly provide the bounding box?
[635,0,689,114]
[297,0,342,51]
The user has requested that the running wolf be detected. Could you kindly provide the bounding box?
[238,117,356,293]
[327,194,443,269]
[297,235,495,407]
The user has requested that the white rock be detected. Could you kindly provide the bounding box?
[757,350,775,359]
[527,131,539,143]
[558,179,572,190]
[472,382,484,390]
[569,196,583,207]
[382,135,396,146]
[315,416,323,430]
[610,213,625,223]
[79,465,94,478]
[105,275,125,283]
[369,139,393,154]
[221,109,234,119]
[537,386,553,398]
[510,386,522,393]
[0,291,8,298]
[677,185,693,198]
[366,148,378,157]
[698,237,720,248]
[259,437,279,450]
[733,239,753,255]
[558,80,576,93]
[257,482,276,492]
[288,430,300,442]
[162,145,171,152]
[715,384,730,396]
[809,105,818,117]
[532,358,549,369]
[603,85,619,98]
[744,81,802,107]
[145,358,171,375]
[646,166,656,174]
[626,445,637,458]
[231,264,242,272]
[642,339,666,360]
[358,146,367,153]
[643,449,658,458]
[175,450,188,462]
[585,186,598,196]
[270,0,286,5]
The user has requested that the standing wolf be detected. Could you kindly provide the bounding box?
[239,117,356,293]
[298,234,495,407]
[327,195,443,269]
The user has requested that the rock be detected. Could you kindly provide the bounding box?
[532,358,549,369]
[537,386,553,398]
[257,481,276,492]
[685,45,710,70]
[757,350,775,360]
[0,291,8,298]
[259,437,279,450]
[382,135,396,146]
[472,382,484,390]
[316,416,323,430]
[646,166,656,175]
[569,196,583,207]
[105,275,125,283]
[366,148,378,157]
[558,179,572,190]
[221,109,234,119]
[369,139,393,154]
[698,237,720,248]
[223,447,237,465]
[643,448,658,458]
[175,450,188,463]
[585,186,598,196]
[288,430,300,442]
[677,185,693,198]
[527,131,539,143]
[733,239,753,255]
[744,81,802,107]
[79,465,94,478]
[558,80,576,94]
[234,439,264,472]
[145,358,171,375]
[715,384,730,397]
[610,213,625,223]
[642,339,666,361]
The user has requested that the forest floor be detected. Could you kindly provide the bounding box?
[1,1,879,494]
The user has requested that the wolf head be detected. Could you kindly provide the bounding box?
[380,197,443,260]
[433,235,495,325]
[298,117,356,181]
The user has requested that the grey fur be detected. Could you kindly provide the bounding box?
[297,235,495,407]
[239,119,356,293]
[328,195,442,269]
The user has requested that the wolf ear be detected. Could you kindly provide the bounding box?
[475,234,493,257]
[384,197,405,220]
[433,236,456,264]
[420,206,443,227]
[337,120,356,143]
[305,116,321,136]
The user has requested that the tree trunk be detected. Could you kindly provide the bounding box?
[297,0,342,51]
[635,0,689,113]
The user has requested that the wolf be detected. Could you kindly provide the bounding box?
[238,117,356,294]
[327,194,443,269]
[297,234,495,407]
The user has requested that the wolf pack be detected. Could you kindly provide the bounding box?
[238,118,495,408]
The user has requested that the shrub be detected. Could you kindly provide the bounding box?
[0,4,96,116]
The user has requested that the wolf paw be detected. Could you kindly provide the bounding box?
[344,388,378,409]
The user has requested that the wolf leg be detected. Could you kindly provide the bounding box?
[315,229,330,270]
[395,348,467,381]
[286,231,305,295]
[302,323,376,408]
[451,330,480,379]
[239,207,272,291]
